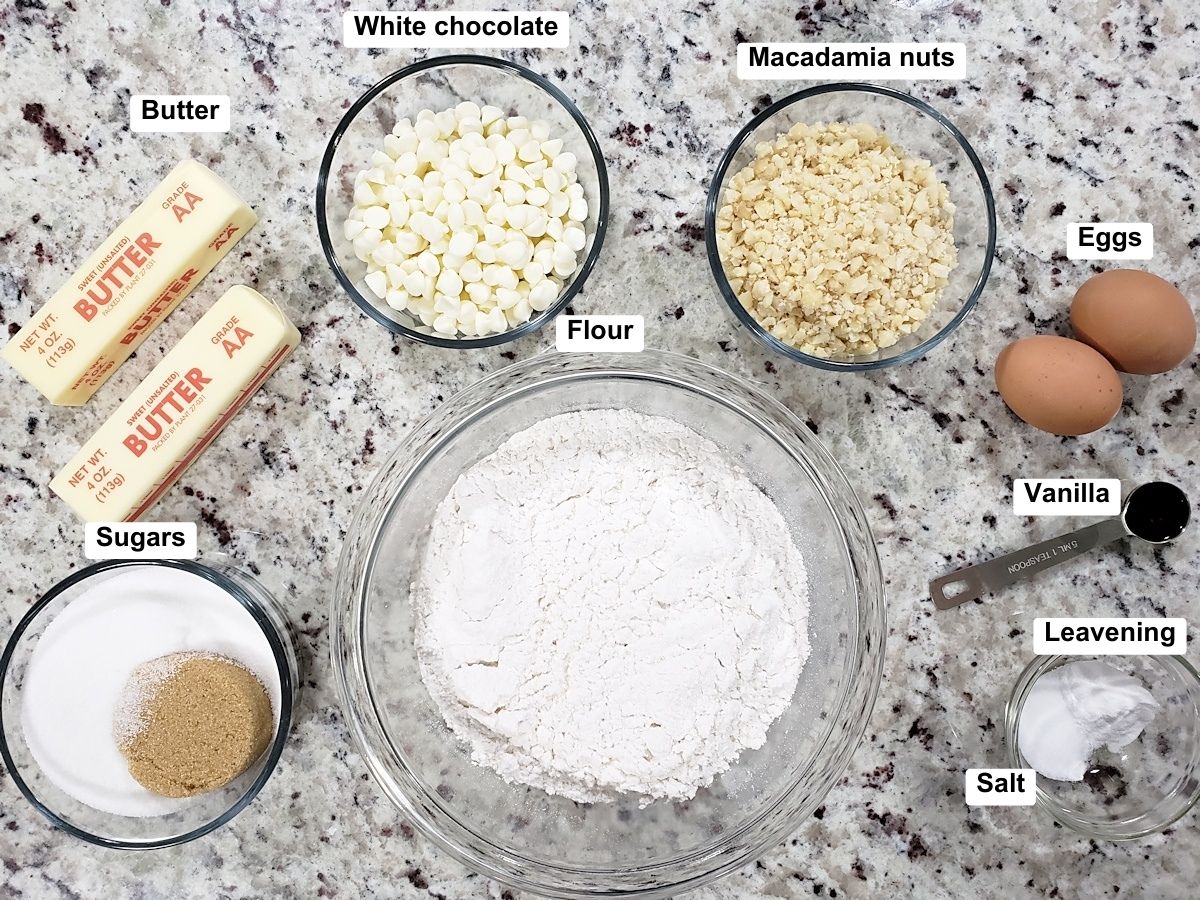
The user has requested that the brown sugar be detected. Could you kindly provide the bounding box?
[115,652,274,798]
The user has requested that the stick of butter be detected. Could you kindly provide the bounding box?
[3,159,257,406]
[51,286,300,522]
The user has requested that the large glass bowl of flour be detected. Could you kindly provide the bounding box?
[332,350,884,898]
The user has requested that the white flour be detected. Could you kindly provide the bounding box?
[414,409,810,804]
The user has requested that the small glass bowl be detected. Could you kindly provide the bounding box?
[0,560,298,849]
[317,55,610,348]
[705,82,996,371]
[332,350,885,897]
[1005,654,1200,840]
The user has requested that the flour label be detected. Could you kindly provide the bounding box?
[556,316,644,352]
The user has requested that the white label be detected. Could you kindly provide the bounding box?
[1034,618,1187,655]
[737,42,965,80]
[1013,478,1121,516]
[84,522,198,560]
[343,11,569,48]
[965,769,1036,806]
[130,95,230,133]
[1067,222,1153,260]
[556,316,644,352]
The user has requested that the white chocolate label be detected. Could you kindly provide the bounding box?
[130,95,230,133]
[737,42,965,80]
[1067,222,1153,260]
[51,286,299,522]
[1013,478,1121,516]
[556,316,644,352]
[965,769,1036,806]
[84,522,198,559]
[343,11,569,48]
[1034,618,1186,655]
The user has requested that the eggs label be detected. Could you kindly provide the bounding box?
[556,316,644,353]
[1067,222,1153,260]
[84,522,198,560]
[1033,618,1186,655]
[1013,478,1121,516]
[964,769,1036,806]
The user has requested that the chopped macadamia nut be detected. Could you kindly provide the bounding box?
[715,121,958,358]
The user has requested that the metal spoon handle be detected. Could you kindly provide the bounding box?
[930,517,1128,610]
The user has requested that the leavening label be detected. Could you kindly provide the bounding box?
[1034,618,1187,655]
[556,315,644,352]
[84,522,198,559]
[130,95,230,133]
[737,42,965,80]
[1013,478,1121,516]
[343,11,569,48]
[965,769,1036,806]
[1066,222,1153,260]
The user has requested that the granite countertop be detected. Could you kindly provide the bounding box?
[2,1,1197,897]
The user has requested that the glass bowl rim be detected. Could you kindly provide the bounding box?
[0,558,296,850]
[704,81,998,371]
[1003,652,1200,840]
[331,349,886,896]
[316,53,611,349]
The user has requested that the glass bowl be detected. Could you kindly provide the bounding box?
[705,82,996,371]
[1005,654,1200,840]
[331,350,885,898]
[317,55,610,348]
[0,560,298,849]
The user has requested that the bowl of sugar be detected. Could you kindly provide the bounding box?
[0,560,297,848]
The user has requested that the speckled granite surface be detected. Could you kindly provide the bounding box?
[2,1,1197,897]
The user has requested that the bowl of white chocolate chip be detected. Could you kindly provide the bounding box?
[706,83,996,370]
[318,55,609,346]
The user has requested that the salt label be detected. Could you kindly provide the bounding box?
[1034,618,1186,655]
[84,522,198,560]
[965,769,1036,806]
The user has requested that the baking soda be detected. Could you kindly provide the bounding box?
[414,409,810,804]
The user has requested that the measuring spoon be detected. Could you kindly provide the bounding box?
[930,481,1190,610]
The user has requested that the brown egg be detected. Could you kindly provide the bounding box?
[1071,269,1196,374]
[995,336,1123,436]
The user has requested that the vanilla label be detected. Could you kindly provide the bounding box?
[1013,478,1120,516]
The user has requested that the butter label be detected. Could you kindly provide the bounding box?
[2,159,257,405]
[130,95,231,133]
[51,286,299,522]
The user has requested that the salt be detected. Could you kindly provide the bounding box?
[20,566,280,817]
